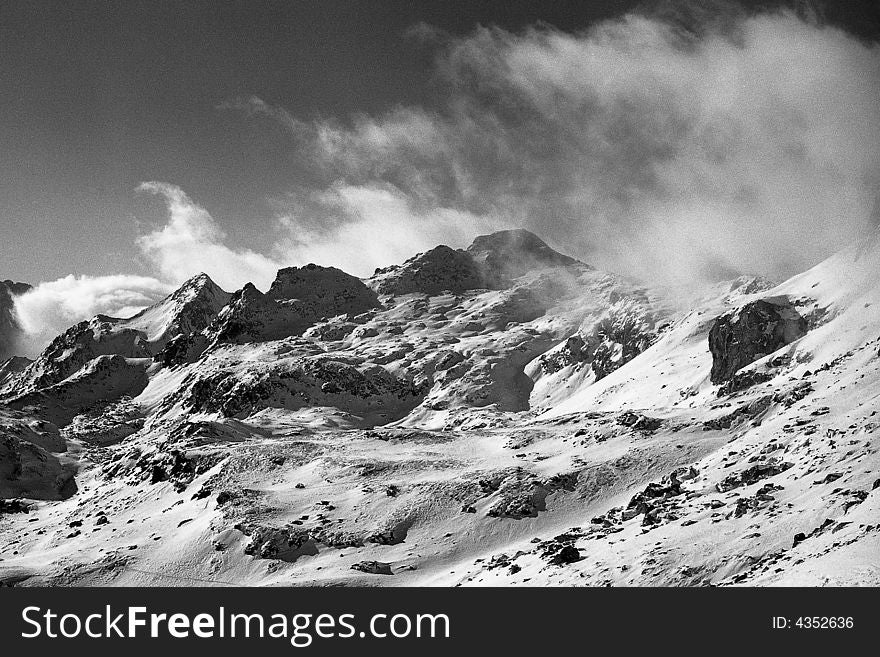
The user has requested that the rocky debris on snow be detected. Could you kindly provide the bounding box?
[617,411,663,432]
[715,461,792,493]
[101,446,223,492]
[235,522,317,562]
[709,297,808,384]
[716,370,774,396]
[351,560,394,575]
[535,531,585,565]
[729,483,783,518]
[703,396,772,430]
[0,498,31,514]
[486,469,578,519]
[625,472,687,525]
[181,355,428,422]
[61,397,144,446]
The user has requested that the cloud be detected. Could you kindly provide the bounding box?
[137,182,284,290]
[243,2,880,285]
[12,274,172,357]
[12,183,288,357]
[275,182,501,275]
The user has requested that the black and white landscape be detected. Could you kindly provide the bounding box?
[1,1,879,587]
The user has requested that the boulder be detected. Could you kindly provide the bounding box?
[708,297,808,384]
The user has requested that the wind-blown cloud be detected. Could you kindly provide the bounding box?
[12,183,288,357]
[137,182,284,290]
[10,1,880,358]
[275,183,501,275]
[244,2,880,285]
[12,274,172,357]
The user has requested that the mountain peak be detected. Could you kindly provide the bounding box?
[466,229,583,282]
[267,264,380,316]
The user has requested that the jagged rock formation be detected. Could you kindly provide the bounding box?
[0,356,31,388]
[268,264,380,315]
[373,245,488,296]
[708,297,808,384]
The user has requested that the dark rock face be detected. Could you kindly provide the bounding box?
[182,355,428,423]
[375,245,487,296]
[207,267,381,346]
[0,356,32,389]
[350,560,394,575]
[0,435,77,500]
[267,264,380,317]
[0,280,31,361]
[715,461,792,493]
[466,229,582,285]
[708,298,808,384]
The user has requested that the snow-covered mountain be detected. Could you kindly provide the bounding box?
[1,228,879,587]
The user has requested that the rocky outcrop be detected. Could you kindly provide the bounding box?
[182,355,428,423]
[466,229,582,285]
[206,283,308,344]
[539,296,658,380]
[6,355,150,426]
[206,267,381,347]
[0,356,32,389]
[0,434,77,500]
[267,264,380,317]
[373,245,487,296]
[708,297,808,384]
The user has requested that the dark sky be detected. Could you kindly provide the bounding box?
[1,0,877,283]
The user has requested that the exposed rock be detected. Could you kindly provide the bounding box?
[351,560,394,575]
[0,435,77,500]
[235,522,317,561]
[373,245,487,296]
[716,461,793,493]
[617,411,663,432]
[0,498,31,514]
[708,297,808,384]
[267,264,380,317]
[467,229,582,285]
[0,280,31,361]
